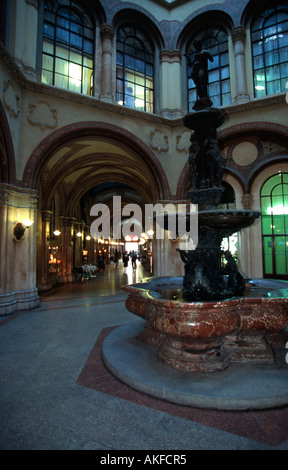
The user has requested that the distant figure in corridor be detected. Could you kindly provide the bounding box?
[131,251,137,270]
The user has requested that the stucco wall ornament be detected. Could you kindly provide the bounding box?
[150,127,169,153]
[27,99,58,130]
[2,79,20,118]
[176,130,191,153]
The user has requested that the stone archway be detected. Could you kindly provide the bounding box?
[24,122,170,289]
[22,121,170,198]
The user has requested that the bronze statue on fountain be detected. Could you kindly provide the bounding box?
[179,41,259,301]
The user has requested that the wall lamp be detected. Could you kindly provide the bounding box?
[13,219,33,241]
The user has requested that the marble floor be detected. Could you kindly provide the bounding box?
[1,261,288,451]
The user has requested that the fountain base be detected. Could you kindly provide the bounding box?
[102,319,288,410]
[102,277,288,409]
[121,277,288,372]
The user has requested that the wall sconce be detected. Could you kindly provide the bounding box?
[76,232,82,238]
[13,219,33,241]
[53,230,61,236]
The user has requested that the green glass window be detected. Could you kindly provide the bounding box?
[186,27,231,110]
[41,1,94,96]
[251,2,288,98]
[116,25,154,113]
[261,172,288,278]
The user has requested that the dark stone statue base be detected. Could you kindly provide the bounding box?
[188,187,224,210]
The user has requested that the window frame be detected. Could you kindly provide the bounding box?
[261,172,288,279]
[41,0,94,96]
[116,25,155,113]
[251,3,288,98]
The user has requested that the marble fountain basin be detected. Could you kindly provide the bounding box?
[122,277,288,372]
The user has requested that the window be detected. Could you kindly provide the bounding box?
[251,3,288,98]
[218,183,238,264]
[41,0,94,95]
[116,25,154,113]
[261,172,288,278]
[187,27,231,110]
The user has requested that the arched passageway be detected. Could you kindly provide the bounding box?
[23,122,169,290]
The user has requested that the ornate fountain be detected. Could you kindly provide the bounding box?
[103,43,288,409]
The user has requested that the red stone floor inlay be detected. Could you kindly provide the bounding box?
[77,326,288,448]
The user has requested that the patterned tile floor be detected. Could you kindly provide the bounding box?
[1,261,288,450]
[77,325,288,449]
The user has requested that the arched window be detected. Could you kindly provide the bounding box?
[251,2,288,98]
[187,27,231,110]
[261,172,288,278]
[116,25,154,113]
[41,0,94,95]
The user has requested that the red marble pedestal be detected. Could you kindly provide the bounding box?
[122,278,288,373]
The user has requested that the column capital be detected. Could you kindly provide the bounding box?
[0,191,10,206]
[60,216,75,227]
[232,26,246,43]
[242,193,254,210]
[100,24,114,40]
[26,0,40,9]
[41,210,52,223]
[159,50,182,64]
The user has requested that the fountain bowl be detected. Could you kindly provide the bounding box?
[122,277,288,372]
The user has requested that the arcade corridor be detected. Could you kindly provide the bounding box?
[1,261,288,451]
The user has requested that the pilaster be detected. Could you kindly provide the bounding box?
[159,50,183,118]
[231,26,250,104]
[100,24,115,103]
[0,184,39,314]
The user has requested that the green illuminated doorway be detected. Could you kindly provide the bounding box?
[261,172,288,279]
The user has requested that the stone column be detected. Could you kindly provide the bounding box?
[232,26,250,104]
[0,190,12,297]
[151,199,192,278]
[59,216,75,283]
[0,184,39,315]
[239,193,257,278]
[10,0,39,81]
[100,24,114,103]
[159,50,183,118]
[39,210,53,291]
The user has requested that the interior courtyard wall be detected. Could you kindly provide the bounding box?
[1,0,288,313]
